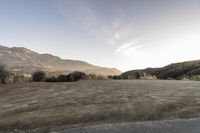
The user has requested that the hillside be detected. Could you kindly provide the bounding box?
[0,45,121,76]
[120,60,200,80]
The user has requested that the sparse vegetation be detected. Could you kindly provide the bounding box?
[85,74,98,80]
[14,75,31,83]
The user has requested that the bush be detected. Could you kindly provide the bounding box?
[32,71,46,82]
[108,75,121,79]
[46,71,87,82]
[67,71,86,82]
[46,71,111,82]
[57,75,69,82]
[0,64,9,84]
[46,76,57,82]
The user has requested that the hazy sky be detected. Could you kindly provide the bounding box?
[0,0,200,71]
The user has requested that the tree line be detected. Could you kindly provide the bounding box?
[32,71,108,82]
[0,64,109,84]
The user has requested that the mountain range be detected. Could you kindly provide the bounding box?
[0,45,121,76]
[120,60,200,80]
[1,45,199,80]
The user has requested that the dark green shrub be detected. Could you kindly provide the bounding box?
[46,76,57,82]
[47,71,87,82]
[0,64,9,84]
[67,71,86,82]
[108,75,121,79]
[57,75,69,82]
[46,71,110,82]
[32,71,46,82]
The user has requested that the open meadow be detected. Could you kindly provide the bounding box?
[0,80,200,132]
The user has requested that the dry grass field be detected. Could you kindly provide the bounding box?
[0,80,200,132]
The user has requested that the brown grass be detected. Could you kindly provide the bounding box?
[0,80,200,131]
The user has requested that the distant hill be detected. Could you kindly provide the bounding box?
[120,60,200,80]
[0,45,121,76]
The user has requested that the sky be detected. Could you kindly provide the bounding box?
[0,0,200,72]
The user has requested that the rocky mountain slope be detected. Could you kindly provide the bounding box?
[0,45,121,76]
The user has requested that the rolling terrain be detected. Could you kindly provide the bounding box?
[121,60,200,80]
[0,45,121,76]
[0,80,200,132]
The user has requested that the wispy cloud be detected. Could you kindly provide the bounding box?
[54,0,137,45]
[115,38,145,58]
